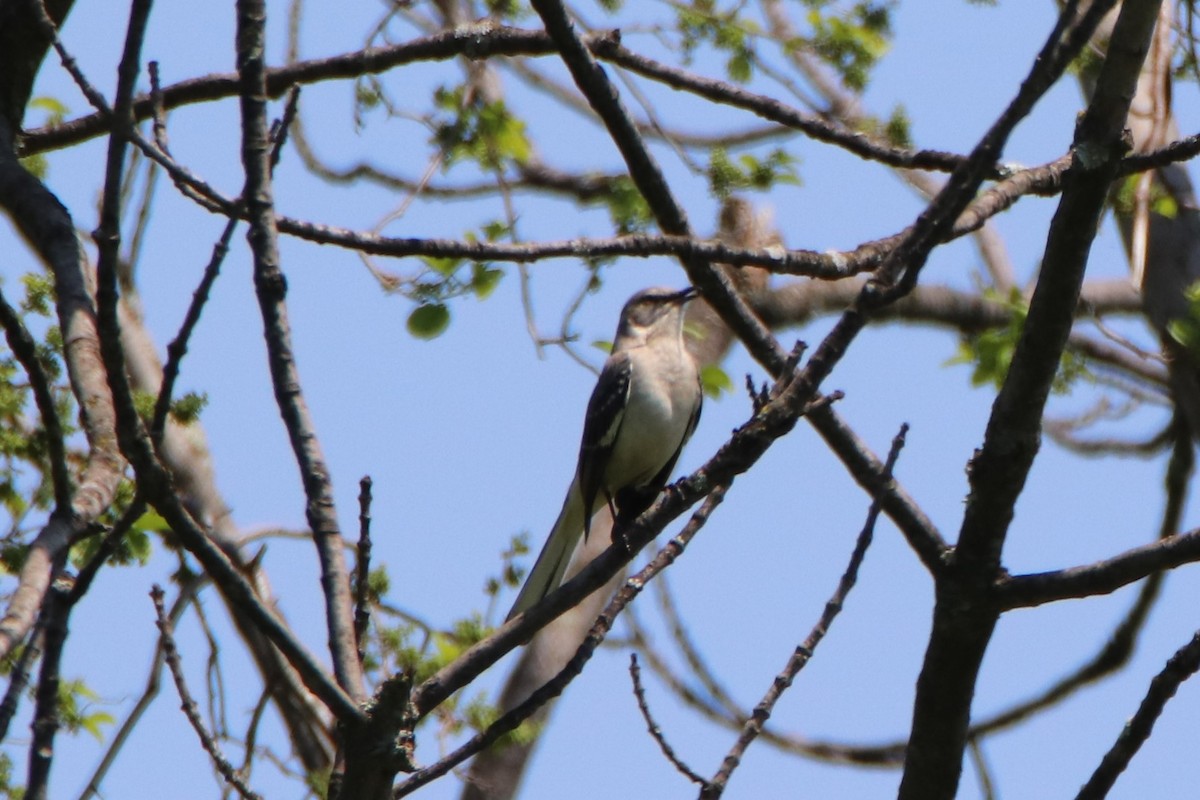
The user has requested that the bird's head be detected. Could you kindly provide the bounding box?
[613,286,698,349]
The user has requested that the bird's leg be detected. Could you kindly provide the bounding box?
[599,488,634,551]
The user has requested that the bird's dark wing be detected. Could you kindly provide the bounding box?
[577,351,632,538]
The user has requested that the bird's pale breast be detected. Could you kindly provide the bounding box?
[602,343,697,489]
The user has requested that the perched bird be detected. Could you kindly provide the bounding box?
[507,286,703,621]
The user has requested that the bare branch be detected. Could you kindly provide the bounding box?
[629,653,707,787]
[354,476,374,662]
[0,5,124,662]
[530,0,787,374]
[1075,628,1200,799]
[397,485,730,797]
[235,0,364,701]
[898,2,1139,796]
[26,578,70,800]
[77,572,203,800]
[703,424,907,798]
[806,406,946,573]
[152,586,263,800]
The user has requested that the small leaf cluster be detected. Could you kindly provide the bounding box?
[600,176,654,236]
[130,389,209,427]
[0,275,76,544]
[459,691,540,747]
[950,288,1087,394]
[56,678,115,742]
[1167,280,1200,359]
[354,567,489,685]
[1113,173,1179,220]
[854,105,912,149]
[405,222,508,340]
[431,86,531,173]
[707,147,800,199]
[485,532,530,599]
[792,1,893,91]
[0,752,20,799]
[482,0,526,19]
[0,647,112,787]
[700,364,734,398]
[70,490,159,569]
[675,0,759,83]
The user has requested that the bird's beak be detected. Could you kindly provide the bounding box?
[676,286,699,304]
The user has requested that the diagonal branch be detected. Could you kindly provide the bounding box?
[702,424,908,798]
[528,0,787,373]
[398,485,731,797]
[151,586,263,800]
[1076,628,1200,799]
[234,0,364,700]
[899,4,1158,798]
[55,3,363,725]
[0,0,123,664]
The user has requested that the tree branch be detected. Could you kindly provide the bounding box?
[235,0,364,702]
[900,4,1157,798]
[703,424,908,798]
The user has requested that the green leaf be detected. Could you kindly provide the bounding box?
[949,287,1087,394]
[131,390,157,421]
[20,153,48,179]
[422,256,462,277]
[368,566,391,599]
[355,80,382,111]
[885,105,912,148]
[20,273,55,316]
[407,303,451,339]
[604,176,653,234]
[169,391,208,424]
[481,220,511,241]
[28,96,69,125]
[81,711,116,742]
[707,147,740,199]
[700,364,734,398]
[133,508,170,534]
[484,0,523,17]
[471,264,503,299]
[726,50,752,83]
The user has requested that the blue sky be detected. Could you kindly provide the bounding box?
[6,1,1200,798]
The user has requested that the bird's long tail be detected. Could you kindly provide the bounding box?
[506,479,587,621]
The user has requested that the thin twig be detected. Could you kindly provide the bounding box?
[0,627,40,740]
[629,653,707,786]
[396,485,730,796]
[152,85,299,443]
[530,0,788,375]
[967,739,997,800]
[354,476,374,662]
[703,423,908,798]
[58,0,362,724]
[239,687,273,782]
[1075,629,1200,799]
[77,572,204,800]
[151,586,263,800]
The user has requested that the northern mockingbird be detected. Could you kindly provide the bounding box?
[507,286,703,621]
